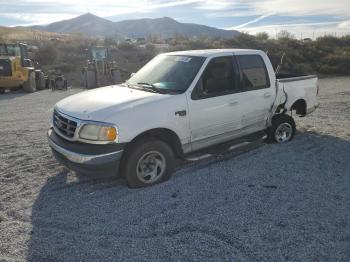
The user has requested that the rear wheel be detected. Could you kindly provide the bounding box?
[49,79,55,91]
[265,114,296,143]
[86,70,96,89]
[23,71,36,93]
[36,71,46,90]
[55,77,65,90]
[121,139,175,188]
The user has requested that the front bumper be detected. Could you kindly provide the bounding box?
[47,128,124,174]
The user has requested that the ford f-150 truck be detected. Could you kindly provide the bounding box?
[48,49,318,187]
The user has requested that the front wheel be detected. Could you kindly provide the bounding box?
[265,114,296,143]
[121,139,175,188]
[23,72,36,93]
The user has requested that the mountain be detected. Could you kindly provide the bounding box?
[30,13,239,39]
[112,17,239,38]
[31,13,124,38]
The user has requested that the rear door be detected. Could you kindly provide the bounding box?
[234,54,275,131]
[187,55,244,151]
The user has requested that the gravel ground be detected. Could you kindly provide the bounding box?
[0,77,349,262]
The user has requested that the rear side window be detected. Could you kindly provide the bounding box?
[237,55,270,90]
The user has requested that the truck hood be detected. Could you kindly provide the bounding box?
[55,85,170,121]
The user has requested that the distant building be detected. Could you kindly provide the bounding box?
[165,38,174,44]
[49,37,63,42]
[153,43,170,50]
[136,37,146,44]
[124,38,137,44]
[303,38,313,42]
[138,43,170,50]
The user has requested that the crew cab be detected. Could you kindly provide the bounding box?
[48,49,318,187]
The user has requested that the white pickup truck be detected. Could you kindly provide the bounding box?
[48,49,318,187]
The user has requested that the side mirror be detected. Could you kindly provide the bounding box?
[130,73,135,77]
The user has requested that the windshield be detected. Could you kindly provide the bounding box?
[91,47,107,61]
[0,44,21,56]
[127,55,205,93]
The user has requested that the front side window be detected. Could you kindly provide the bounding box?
[0,44,21,56]
[192,56,236,99]
[6,45,21,56]
[237,55,269,90]
[91,48,107,60]
[127,55,205,93]
[0,45,6,56]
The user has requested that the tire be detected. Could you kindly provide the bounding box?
[49,79,55,91]
[111,69,121,84]
[121,138,175,188]
[82,70,87,88]
[23,71,37,93]
[36,71,46,90]
[55,77,65,90]
[86,70,96,89]
[265,114,296,143]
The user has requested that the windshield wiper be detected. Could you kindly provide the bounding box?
[125,82,163,94]
[126,82,180,94]
[124,82,152,92]
[136,82,166,94]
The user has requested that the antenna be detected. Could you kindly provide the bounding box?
[275,52,286,75]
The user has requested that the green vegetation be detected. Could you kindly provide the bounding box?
[32,36,158,85]
[3,29,348,85]
[166,31,350,76]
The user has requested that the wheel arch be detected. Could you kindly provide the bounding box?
[290,99,307,116]
[125,128,184,158]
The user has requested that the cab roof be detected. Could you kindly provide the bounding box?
[163,49,264,58]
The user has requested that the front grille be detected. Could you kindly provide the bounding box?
[53,110,77,138]
[0,59,12,76]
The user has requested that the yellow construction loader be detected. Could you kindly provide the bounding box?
[81,46,123,89]
[0,43,45,93]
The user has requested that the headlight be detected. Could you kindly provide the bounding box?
[79,124,117,142]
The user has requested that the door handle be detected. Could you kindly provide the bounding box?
[175,110,187,116]
[228,100,238,106]
[264,92,272,98]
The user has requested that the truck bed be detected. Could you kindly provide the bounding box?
[275,74,318,115]
[276,73,317,82]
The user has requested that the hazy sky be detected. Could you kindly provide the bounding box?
[1,0,349,38]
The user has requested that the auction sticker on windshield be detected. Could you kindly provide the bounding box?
[175,56,192,62]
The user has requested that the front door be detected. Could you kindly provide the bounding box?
[187,56,244,151]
